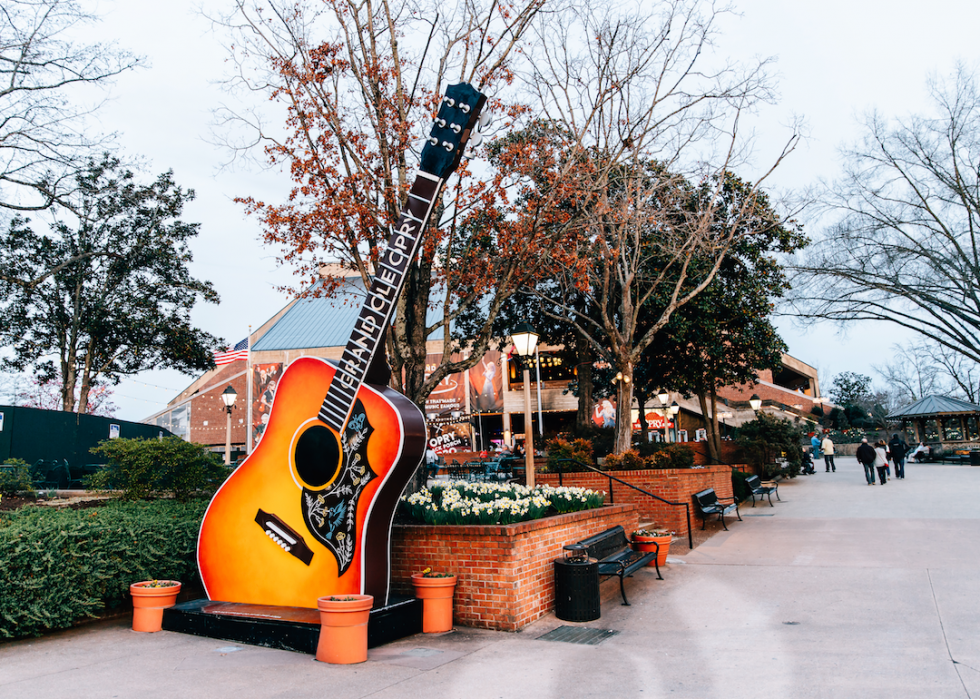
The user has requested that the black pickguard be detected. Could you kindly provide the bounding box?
[300,401,376,574]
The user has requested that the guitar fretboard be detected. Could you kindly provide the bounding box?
[317,171,443,432]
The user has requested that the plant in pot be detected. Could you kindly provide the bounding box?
[130,579,181,632]
[631,528,674,567]
[315,594,374,664]
[411,568,458,633]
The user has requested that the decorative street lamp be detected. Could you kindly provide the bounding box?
[221,385,238,465]
[510,322,539,487]
[669,401,680,442]
[718,411,734,439]
[749,394,762,412]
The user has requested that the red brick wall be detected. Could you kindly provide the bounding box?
[391,504,639,631]
[537,465,736,537]
[186,368,248,448]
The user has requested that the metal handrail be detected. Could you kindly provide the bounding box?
[550,458,694,549]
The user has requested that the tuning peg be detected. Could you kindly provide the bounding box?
[436,118,447,128]
[444,97,456,107]
[450,124,461,134]
[478,111,492,130]
[428,136,439,146]
[468,133,484,149]
[442,141,454,152]
[460,103,471,114]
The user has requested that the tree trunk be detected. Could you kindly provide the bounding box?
[696,391,720,463]
[613,364,634,453]
[708,386,723,463]
[575,329,594,432]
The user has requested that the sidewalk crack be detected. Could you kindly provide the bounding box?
[928,568,974,699]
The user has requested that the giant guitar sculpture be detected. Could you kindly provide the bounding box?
[198,83,487,609]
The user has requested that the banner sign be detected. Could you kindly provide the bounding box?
[252,363,283,447]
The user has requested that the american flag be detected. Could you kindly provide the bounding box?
[213,337,249,365]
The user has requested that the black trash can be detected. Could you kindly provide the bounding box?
[554,544,600,622]
[970,450,980,466]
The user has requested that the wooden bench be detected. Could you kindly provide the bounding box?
[577,525,661,606]
[694,488,741,530]
[744,475,779,507]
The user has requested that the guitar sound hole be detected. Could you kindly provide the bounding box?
[295,425,341,488]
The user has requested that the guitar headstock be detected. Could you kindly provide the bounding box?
[420,83,488,179]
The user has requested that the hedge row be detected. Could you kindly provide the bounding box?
[0,499,207,639]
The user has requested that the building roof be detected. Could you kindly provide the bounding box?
[886,395,980,419]
[252,277,445,352]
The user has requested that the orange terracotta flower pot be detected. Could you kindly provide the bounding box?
[412,574,457,633]
[130,581,181,633]
[315,595,374,664]
[632,535,672,567]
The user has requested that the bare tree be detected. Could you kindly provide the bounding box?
[517,1,799,451]
[789,65,980,370]
[209,0,563,405]
[0,0,140,212]
[876,339,980,405]
[874,343,942,405]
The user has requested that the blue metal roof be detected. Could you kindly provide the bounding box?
[887,395,980,419]
[252,277,446,351]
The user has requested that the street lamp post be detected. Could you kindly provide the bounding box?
[718,411,734,439]
[669,401,680,442]
[510,322,539,488]
[657,389,670,442]
[221,385,238,465]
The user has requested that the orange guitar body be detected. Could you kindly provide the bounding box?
[197,356,425,609]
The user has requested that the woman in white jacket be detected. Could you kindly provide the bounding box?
[873,440,889,485]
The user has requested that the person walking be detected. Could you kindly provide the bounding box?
[888,433,909,479]
[856,438,877,485]
[821,434,836,472]
[811,433,822,462]
[873,439,890,485]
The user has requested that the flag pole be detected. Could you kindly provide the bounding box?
[246,325,253,454]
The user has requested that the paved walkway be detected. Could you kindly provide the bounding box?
[2,456,978,698]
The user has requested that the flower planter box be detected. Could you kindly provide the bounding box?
[391,504,639,631]
[537,465,739,538]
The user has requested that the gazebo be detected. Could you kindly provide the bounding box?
[887,395,980,447]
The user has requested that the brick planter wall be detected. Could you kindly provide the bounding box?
[391,504,639,631]
[537,465,737,537]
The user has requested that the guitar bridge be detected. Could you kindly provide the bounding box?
[255,509,314,566]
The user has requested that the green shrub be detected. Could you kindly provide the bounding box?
[545,437,594,472]
[736,413,806,478]
[600,444,694,470]
[644,443,695,470]
[0,499,207,639]
[0,459,34,496]
[602,449,646,470]
[87,436,230,501]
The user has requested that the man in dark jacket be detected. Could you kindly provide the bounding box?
[856,438,877,485]
[888,433,909,479]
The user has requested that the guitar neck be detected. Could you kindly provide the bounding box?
[318,171,444,432]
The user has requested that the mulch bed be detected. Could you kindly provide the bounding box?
[0,494,113,512]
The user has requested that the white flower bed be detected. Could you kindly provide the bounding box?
[401,482,605,525]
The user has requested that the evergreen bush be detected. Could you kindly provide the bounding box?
[736,413,805,478]
[544,437,594,471]
[87,436,230,501]
[0,499,207,639]
[0,459,34,496]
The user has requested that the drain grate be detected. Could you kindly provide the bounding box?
[536,626,619,645]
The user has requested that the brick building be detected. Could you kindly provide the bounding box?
[144,271,823,459]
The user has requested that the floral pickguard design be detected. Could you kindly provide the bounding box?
[301,401,376,574]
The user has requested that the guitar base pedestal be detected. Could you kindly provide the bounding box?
[162,596,422,654]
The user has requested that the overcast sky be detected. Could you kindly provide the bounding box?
[67,0,980,420]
